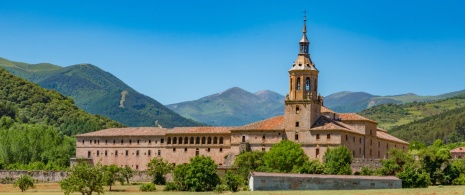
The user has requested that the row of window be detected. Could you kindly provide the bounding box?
[87,147,225,158]
[167,136,224,145]
[82,139,164,145]
[294,77,317,91]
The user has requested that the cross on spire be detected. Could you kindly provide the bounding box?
[302,9,308,22]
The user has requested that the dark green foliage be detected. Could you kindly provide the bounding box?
[396,164,430,188]
[139,183,156,192]
[390,106,465,144]
[262,140,308,173]
[121,166,134,185]
[146,157,174,185]
[323,146,353,175]
[60,161,105,195]
[0,121,75,170]
[13,175,34,192]
[380,148,414,176]
[171,156,220,191]
[224,171,243,192]
[360,167,379,176]
[232,151,265,183]
[102,164,124,191]
[295,160,325,174]
[0,58,203,128]
[418,140,454,185]
[163,182,179,191]
[213,184,229,194]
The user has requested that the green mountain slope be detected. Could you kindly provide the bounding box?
[0,57,203,128]
[325,90,465,113]
[359,94,465,130]
[0,67,124,169]
[388,103,465,144]
[167,87,284,126]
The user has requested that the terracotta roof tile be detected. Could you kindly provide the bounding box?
[320,106,336,113]
[311,116,364,135]
[376,130,408,145]
[234,116,285,131]
[450,147,465,153]
[77,127,167,137]
[339,113,377,124]
[166,126,234,134]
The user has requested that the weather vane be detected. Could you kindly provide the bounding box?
[303,9,308,21]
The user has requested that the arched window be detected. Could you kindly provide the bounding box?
[296,106,300,114]
[184,137,188,144]
[306,77,311,91]
[167,137,171,144]
[190,137,194,144]
[297,77,301,90]
[213,137,218,144]
[208,137,212,144]
[173,137,177,144]
[179,137,183,145]
[196,137,200,144]
[219,137,224,144]
[202,137,206,144]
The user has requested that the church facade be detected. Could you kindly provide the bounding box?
[75,19,408,171]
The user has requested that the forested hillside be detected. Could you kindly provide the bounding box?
[0,57,203,128]
[359,94,465,130]
[0,67,123,169]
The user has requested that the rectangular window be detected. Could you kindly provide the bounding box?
[184,148,188,152]
[207,148,211,152]
[316,148,320,156]
[136,165,139,170]
[137,140,140,144]
[105,150,108,156]
[359,138,362,143]
[148,150,151,156]
[296,122,299,127]
[149,140,152,144]
[161,139,164,144]
[115,150,118,156]
[173,148,176,152]
[316,134,320,140]
[136,150,139,156]
[97,140,99,144]
[88,151,91,158]
[220,148,223,152]
[345,135,348,141]
[327,134,331,139]
[158,150,161,156]
[105,140,108,144]
[125,150,128,156]
[295,134,299,140]
[97,151,100,156]
[113,140,115,144]
[129,140,132,144]
[82,140,84,144]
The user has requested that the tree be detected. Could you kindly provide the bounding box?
[224,171,243,192]
[380,148,414,176]
[146,157,174,185]
[170,155,220,191]
[396,163,430,188]
[13,175,34,192]
[323,146,353,175]
[232,150,265,183]
[262,140,308,173]
[296,160,325,174]
[120,165,134,185]
[59,161,104,195]
[419,143,452,184]
[101,164,123,191]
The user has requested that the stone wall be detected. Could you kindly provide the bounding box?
[351,158,382,173]
[0,170,152,184]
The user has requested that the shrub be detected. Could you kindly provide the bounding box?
[13,175,34,192]
[163,182,179,191]
[139,183,156,192]
[224,171,243,192]
[213,184,228,194]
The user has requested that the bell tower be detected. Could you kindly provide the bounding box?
[284,16,323,140]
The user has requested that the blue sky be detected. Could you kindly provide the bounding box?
[1,0,464,104]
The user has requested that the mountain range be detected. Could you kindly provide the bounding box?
[0,57,202,128]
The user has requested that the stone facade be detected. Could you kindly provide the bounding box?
[248,172,401,191]
[75,19,409,171]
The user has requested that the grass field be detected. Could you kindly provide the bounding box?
[2,183,465,195]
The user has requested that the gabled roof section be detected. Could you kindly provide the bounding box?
[450,147,465,153]
[311,116,363,135]
[339,113,377,124]
[321,106,336,113]
[376,130,409,145]
[166,126,235,134]
[77,127,167,137]
[233,115,285,131]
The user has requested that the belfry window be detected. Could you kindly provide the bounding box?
[306,78,310,91]
[297,78,301,90]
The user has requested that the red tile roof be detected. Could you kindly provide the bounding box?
[311,116,364,135]
[376,130,408,145]
[450,147,465,153]
[233,116,285,131]
[77,127,167,137]
[321,106,336,113]
[166,126,234,134]
[339,113,377,124]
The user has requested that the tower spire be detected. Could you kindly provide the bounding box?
[299,10,309,54]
